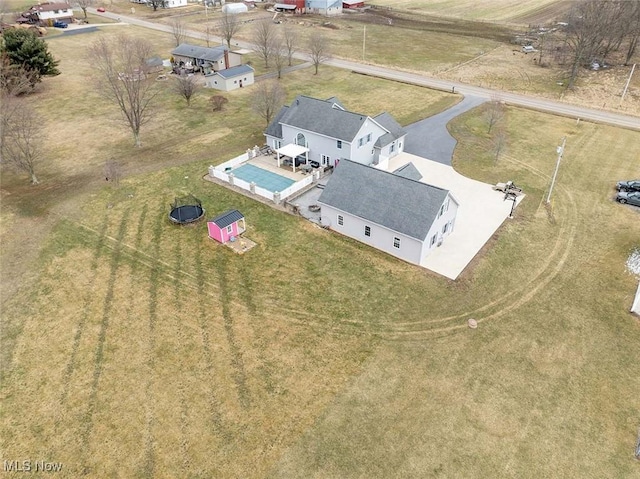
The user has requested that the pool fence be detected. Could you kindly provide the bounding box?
[209,152,317,204]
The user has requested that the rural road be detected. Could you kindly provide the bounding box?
[88,9,640,131]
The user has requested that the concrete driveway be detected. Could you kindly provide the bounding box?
[388,153,524,280]
[403,95,486,165]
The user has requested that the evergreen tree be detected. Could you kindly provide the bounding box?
[1,29,60,88]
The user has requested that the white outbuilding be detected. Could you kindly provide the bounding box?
[204,65,255,91]
[221,2,248,14]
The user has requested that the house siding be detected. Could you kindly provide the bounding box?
[419,193,458,261]
[319,204,424,264]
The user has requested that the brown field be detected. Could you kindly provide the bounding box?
[1,10,640,479]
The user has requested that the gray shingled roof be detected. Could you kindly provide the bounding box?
[210,209,244,228]
[373,112,406,148]
[265,105,288,139]
[393,162,423,181]
[210,64,254,79]
[171,44,227,62]
[274,95,368,143]
[318,160,449,240]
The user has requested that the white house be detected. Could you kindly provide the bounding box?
[318,160,459,265]
[164,0,187,7]
[22,2,74,25]
[265,95,407,170]
[204,65,254,91]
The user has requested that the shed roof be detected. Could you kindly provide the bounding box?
[172,43,227,62]
[210,209,244,228]
[318,160,449,240]
[210,64,254,79]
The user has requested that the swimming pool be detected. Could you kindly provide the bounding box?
[232,164,295,192]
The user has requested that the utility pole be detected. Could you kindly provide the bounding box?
[620,63,636,107]
[546,136,566,204]
[362,25,366,62]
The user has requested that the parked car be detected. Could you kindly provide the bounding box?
[97,7,106,12]
[53,20,67,28]
[616,191,640,207]
[616,180,640,192]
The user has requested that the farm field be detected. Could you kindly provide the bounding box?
[366,0,572,24]
[2,18,640,479]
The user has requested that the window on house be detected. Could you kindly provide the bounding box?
[442,223,448,234]
[337,215,344,226]
[393,237,401,248]
[390,142,395,153]
[296,133,306,147]
[358,138,363,147]
[439,204,445,217]
[430,234,437,246]
[226,225,233,234]
[366,133,372,143]
[322,154,330,165]
[337,140,342,149]
[364,225,371,237]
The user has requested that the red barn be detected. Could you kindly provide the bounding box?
[275,0,304,13]
[343,0,364,8]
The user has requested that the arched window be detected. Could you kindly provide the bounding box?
[296,133,306,147]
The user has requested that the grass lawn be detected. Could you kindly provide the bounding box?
[2,22,640,479]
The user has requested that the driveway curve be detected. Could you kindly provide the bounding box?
[403,95,486,165]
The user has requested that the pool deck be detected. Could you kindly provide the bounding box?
[248,155,313,181]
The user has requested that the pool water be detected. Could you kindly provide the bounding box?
[232,164,295,192]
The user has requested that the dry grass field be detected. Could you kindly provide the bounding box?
[1,17,640,479]
[366,0,573,24]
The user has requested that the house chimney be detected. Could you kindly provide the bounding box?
[224,49,229,70]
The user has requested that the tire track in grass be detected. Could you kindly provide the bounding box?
[58,216,109,408]
[142,211,163,479]
[193,245,229,439]
[80,212,129,475]
[214,258,251,409]
[235,261,277,394]
[171,235,192,471]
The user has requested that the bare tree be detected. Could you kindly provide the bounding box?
[252,19,276,68]
[104,158,122,186]
[282,24,298,66]
[89,35,158,147]
[148,0,165,12]
[76,0,93,19]
[564,1,608,89]
[485,96,505,134]
[623,1,640,65]
[492,128,507,163]
[218,11,242,49]
[172,74,201,107]
[272,34,287,79]
[251,80,285,127]
[0,55,36,96]
[210,95,228,111]
[170,18,187,47]
[307,30,331,75]
[0,97,44,184]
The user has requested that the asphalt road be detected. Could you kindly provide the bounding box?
[88,9,640,132]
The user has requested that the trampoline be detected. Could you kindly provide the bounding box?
[169,194,205,224]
